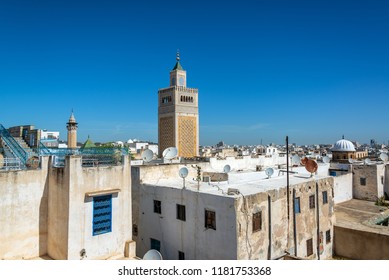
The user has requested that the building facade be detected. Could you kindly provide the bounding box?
[131,162,335,260]
[158,52,199,158]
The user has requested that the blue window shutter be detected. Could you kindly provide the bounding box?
[93,194,112,235]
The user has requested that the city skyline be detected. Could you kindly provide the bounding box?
[0,0,388,146]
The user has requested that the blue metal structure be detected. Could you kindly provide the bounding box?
[0,124,30,166]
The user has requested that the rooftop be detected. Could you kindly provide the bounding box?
[141,164,331,197]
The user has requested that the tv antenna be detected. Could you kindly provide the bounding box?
[379,153,388,162]
[162,147,178,162]
[302,157,318,177]
[322,156,330,164]
[364,158,372,165]
[348,158,354,164]
[141,149,153,163]
[291,155,301,166]
[265,167,274,179]
[142,249,163,260]
[179,166,189,188]
[223,164,231,184]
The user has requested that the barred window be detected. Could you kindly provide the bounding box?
[360,177,366,186]
[205,210,216,230]
[309,195,315,209]
[252,212,262,232]
[177,204,186,221]
[307,238,313,256]
[154,200,161,214]
[326,230,331,244]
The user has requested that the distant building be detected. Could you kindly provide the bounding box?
[158,52,199,158]
[66,111,78,149]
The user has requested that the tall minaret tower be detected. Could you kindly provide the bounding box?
[158,51,199,158]
[66,111,78,148]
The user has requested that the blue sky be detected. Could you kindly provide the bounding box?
[0,0,388,146]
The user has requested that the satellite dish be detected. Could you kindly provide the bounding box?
[265,167,274,178]
[322,156,330,164]
[141,149,153,162]
[348,158,354,164]
[291,155,300,165]
[179,167,189,178]
[364,158,372,165]
[304,159,318,174]
[379,153,388,162]
[143,249,163,260]
[223,164,231,173]
[163,147,178,160]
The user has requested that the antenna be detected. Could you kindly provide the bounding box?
[179,167,189,188]
[291,155,300,166]
[364,158,372,165]
[322,156,330,164]
[379,153,388,162]
[141,149,153,163]
[348,158,354,164]
[143,249,163,260]
[223,164,231,173]
[265,167,274,179]
[304,159,318,177]
[163,147,178,160]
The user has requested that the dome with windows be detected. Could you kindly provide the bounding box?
[332,139,356,152]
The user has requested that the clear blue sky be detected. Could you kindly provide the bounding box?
[0,0,388,146]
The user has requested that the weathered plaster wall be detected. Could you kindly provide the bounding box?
[0,157,49,259]
[48,155,132,260]
[334,226,389,259]
[333,173,353,204]
[353,165,383,201]
[132,165,237,260]
[236,177,335,260]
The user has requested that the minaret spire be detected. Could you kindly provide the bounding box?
[176,49,180,61]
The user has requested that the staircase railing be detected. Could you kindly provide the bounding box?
[0,124,29,165]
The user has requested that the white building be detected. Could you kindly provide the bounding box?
[131,160,335,260]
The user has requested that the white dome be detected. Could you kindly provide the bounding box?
[332,139,356,152]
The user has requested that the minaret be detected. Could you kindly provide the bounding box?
[158,51,199,158]
[67,111,78,148]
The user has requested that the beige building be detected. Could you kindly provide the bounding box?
[158,52,199,158]
[0,154,135,260]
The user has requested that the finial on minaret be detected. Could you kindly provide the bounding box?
[176,49,180,61]
[342,135,345,139]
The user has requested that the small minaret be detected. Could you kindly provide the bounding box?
[67,111,78,148]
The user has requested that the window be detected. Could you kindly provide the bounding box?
[205,210,216,230]
[178,251,185,260]
[322,191,328,204]
[93,194,112,236]
[326,230,331,244]
[294,197,301,214]
[176,204,186,221]
[306,238,313,256]
[381,176,384,185]
[154,200,161,214]
[132,224,138,237]
[150,238,161,252]
[252,212,262,232]
[309,195,315,209]
[360,177,366,186]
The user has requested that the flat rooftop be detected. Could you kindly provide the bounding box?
[335,199,389,235]
[145,164,331,197]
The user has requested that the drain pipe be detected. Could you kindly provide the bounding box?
[292,188,297,256]
[267,194,272,260]
[316,182,320,260]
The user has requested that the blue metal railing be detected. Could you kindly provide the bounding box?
[0,124,29,165]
